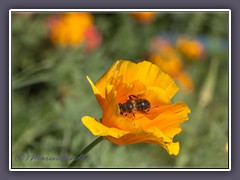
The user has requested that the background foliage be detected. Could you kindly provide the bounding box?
[11,11,229,168]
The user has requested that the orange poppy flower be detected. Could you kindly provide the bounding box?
[176,36,205,60]
[130,12,156,24]
[82,60,190,155]
[48,12,101,50]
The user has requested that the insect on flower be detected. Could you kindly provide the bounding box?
[82,60,191,155]
[119,95,150,116]
[118,92,159,119]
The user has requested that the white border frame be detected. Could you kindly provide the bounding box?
[9,9,231,171]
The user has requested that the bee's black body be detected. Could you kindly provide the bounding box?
[118,95,151,116]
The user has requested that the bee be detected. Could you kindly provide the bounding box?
[118,95,151,117]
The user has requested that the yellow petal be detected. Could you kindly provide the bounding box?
[145,86,171,106]
[86,76,105,108]
[122,60,179,99]
[94,61,121,96]
[82,117,180,155]
[109,76,147,103]
[106,127,179,155]
[152,103,189,127]
[145,127,180,155]
[95,60,179,100]
[134,102,190,136]
[162,124,182,139]
[82,116,129,138]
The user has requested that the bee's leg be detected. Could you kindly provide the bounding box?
[142,109,150,114]
[119,103,125,115]
[120,111,124,115]
[131,114,136,126]
[129,95,138,100]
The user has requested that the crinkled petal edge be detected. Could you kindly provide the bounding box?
[82,116,179,155]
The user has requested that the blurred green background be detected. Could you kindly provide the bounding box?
[11,11,229,168]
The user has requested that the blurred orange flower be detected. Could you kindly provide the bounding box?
[48,12,101,52]
[176,36,205,60]
[225,142,228,153]
[149,37,194,93]
[82,60,190,155]
[130,12,156,24]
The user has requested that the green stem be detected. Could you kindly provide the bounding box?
[68,136,104,168]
